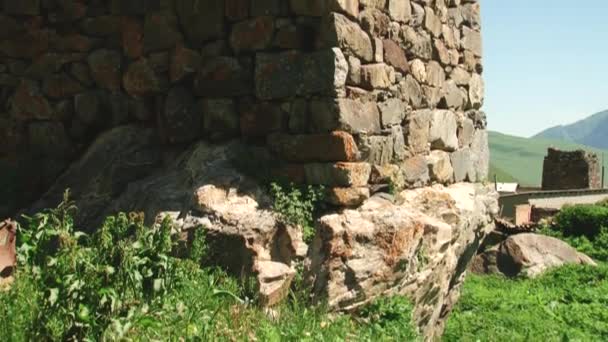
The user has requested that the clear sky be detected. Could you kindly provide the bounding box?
[481,0,608,137]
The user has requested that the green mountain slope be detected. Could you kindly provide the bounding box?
[534,110,608,149]
[489,131,608,187]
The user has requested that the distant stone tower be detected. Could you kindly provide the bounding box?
[542,148,601,190]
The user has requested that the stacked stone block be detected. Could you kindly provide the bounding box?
[542,148,601,190]
[0,0,488,210]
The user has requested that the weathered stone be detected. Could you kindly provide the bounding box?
[0,29,50,59]
[170,45,202,83]
[410,59,426,83]
[487,234,596,278]
[450,148,475,182]
[143,11,182,53]
[402,26,433,60]
[310,98,381,134]
[195,57,252,97]
[387,0,411,22]
[359,0,386,9]
[429,110,458,151]
[201,98,239,139]
[288,100,309,133]
[251,0,281,16]
[306,184,498,339]
[440,80,466,110]
[51,34,96,52]
[255,48,347,100]
[427,150,454,184]
[122,17,144,59]
[255,261,297,307]
[225,0,249,21]
[462,26,482,57]
[360,63,393,89]
[28,121,72,158]
[81,16,122,36]
[123,59,165,97]
[268,131,358,162]
[404,110,430,154]
[162,86,201,144]
[363,135,394,165]
[240,101,284,138]
[25,53,84,79]
[424,7,441,37]
[4,0,40,15]
[423,85,442,109]
[426,61,445,88]
[290,0,324,16]
[458,118,475,148]
[176,0,224,45]
[331,0,360,18]
[402,155,429,186]
[359,8,391,37]
[304,162,371,187]
[411,2,425,27]
[470,129,489,182]
[321,13,374,62]
[469,73,484,109]
[382,39,409,74]
[10,80,53,120]
[230,16,274,52]
[369,164,399,184]
[326,187,370,207]
[42,73,84,99]
[70,62,94,87]
[379,98,406,127]
[461,3,481,29]
[110,0,162,14]
[75,92,101,126]
[0,220,17,285]
[88,49,121,92]
[346,55,361,85]
[450,66,470,86]
[401,74,424,109]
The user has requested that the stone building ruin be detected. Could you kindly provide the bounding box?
[0,1,495,339]
[1,0,487,213]
[542,148,601,190]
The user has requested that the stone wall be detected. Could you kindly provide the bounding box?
[0,0,487,214]
[542,148,601,190]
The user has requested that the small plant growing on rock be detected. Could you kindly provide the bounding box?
[269,182,325,243]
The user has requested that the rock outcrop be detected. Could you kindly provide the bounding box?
[305,183,498,340]
[472,233,596,278]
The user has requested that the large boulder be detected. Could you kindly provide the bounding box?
[473,233,596,278]
[305,183,498,339]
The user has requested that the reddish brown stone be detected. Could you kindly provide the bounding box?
[326,187,370,207]
[42,73,84,99]
[122,16,144,59]
[0,29,50,59]
[383,39,409,74]
[268,131,358,162]
[10,80,53,120]
[230,16,274,52]
[271,164,306,184]
[194,57,252,97]
[304,162,372,187]
[240,101,284,138]
[225,0,249,21]
[170,44,202,83]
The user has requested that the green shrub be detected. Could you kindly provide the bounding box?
[269,182,325,243]
[554,204,608,238]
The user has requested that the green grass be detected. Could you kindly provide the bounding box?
[488,163,519,183]
[444,264,608,341]
[0,193,418,341]
[489,131,608,187]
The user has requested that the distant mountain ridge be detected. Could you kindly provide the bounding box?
[534,110,608,149]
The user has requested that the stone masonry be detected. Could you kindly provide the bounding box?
[542,148,601,190]
[0,0,487,212]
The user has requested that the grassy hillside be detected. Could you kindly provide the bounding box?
[534,110,608,149]
[489,131,608,187]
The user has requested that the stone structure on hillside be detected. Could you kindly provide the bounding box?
[1,0,487,215]
[542,148,601,190]
[1,1,493,339]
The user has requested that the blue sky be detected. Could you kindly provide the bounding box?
[481,0,608,137]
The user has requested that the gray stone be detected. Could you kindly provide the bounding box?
[163,86,201,144]
[429,110,459,151]
[427,150,454,184]
[255,48,347,100]
[402,155,429,186]
[195,57,252,97]
[401,74,424,109]
[379,98,406,127]
[176,0,224,45]
[4,0,40,15]
[28,121,72,158]
[462,26,482,57]
[387,0,411,22]
[310,98,381,134]
[426,61,445,88]
[346,55,361,85]
[441,80,466,110]
[201,98,239,140]
[450,66,471,86]
[424,7,441,37]
[469,73,484,109]
[458,118,475,148]
[75,92,101,126]
[360,63,394,89]
[364,135,394,165]
[471,129,489,182]
[405,110,430,154]
[321,13,374,62]
[450,148,475,182]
